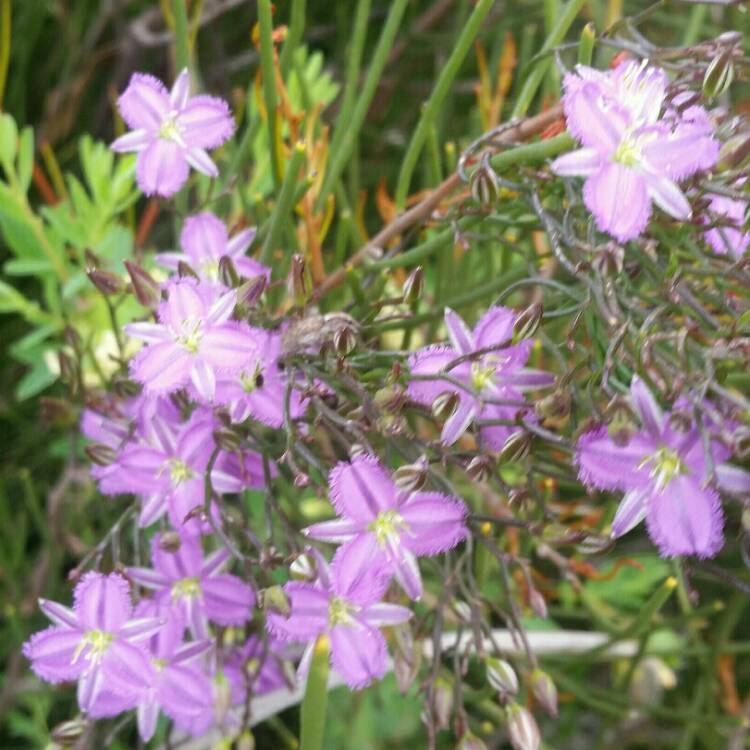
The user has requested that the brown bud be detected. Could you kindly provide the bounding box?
[486,657,519,696]
[505,703,540,750]
[535,389,571,422]
[528,587,548,619]
[433,676,454,731]
[402,266,424,305]
[393,457,429,492]
[88,268,123,295]
[456,732,489,750]
[238,274,267,308]
[290,552,316,581]
[51,717,87,747]
[530,669,558,718]
[466,455,494,482]
[85,443,116,466]
[288,253,311,307]
[84,248,100,270]
[213,428,243,452]
[513,303,543,343]
[432,390,459,421]
[177,260,199,279]
[333,324,357,356]
[125,260,161,309]
[703,47,735,100]
[499,430,532,464]
[158,530,182,552]
[112,376,141,399]
[470,155,501,206]
[218,255,241,288]
[58,350,78,390]
[593,242,624,276]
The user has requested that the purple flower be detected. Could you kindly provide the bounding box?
[267,551,411,689]
[111,69,235,197]
[408,307,554,447]
[305,455,468,600]
[132,601,213,742]
[125,279,255,401]
[214,326,306,426]
[552,61,719,242]
[128,533,255,639]
[156,211,270,286]
[23,573,161,717]
[228,634,291,695]
[576,377,750,557]
[704,186,749,258]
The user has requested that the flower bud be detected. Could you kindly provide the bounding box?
[486,657,519,696]
[288,253,311,307]
[593,242,624,276]
[84,443,116,466]
[236,731,256,750]
[333,323,357,356]
[432,390,459,421]
[466,455,494,482]
[88,268,123,295]
[177,260,199,279]
[530,669,558,718]
[290,552,316,581]
[394,457,429,492]
[456,731,489,750]
[112,376,141,399]
[238,275,267,308]
[512,303,543,343]
[213,671,232,723]
[535,389,571,422]
[51,717,87,747]
[125,260,161,309]
[528,587,548,619]
[606,408,636,446]
[158,530,182,552]
[505,703,540,750]
[58,350,78,390]
[213,427,243,453]
[732,426,750,459]
[433,676,454,730]
[259,585,291,617]
[499,430,532,464]
[218,255,241,288]
[470,156,501,206]
[402,266,424,305]
[349,443,368,459]
[393,623,420,693]
[703,48,734,100]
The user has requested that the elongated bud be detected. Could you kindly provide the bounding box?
[535,389,571,421]
[578,21,596,66]
[486,657,519,695]
[63,326,82,352]
[528,587,548,619]
[58,350,78,391]
[402,266,424,305]
[593,242,624,276]
[213,671,232,723]
[466,455,494,482]
[84,248,100,270]
[158,530,182,552]
[51,718,87,747]
[432,390,459,421]
[732,426,750,459]
[433,676,454,730]
[456,731,489,750]
[512,303,543,343]
[394,457,429,492]
[333,323,357,356]
[218,255,241,288]
[470,155,501,206]
[607,407,636,446]
[213,427,243,452]
[393,623,420,693]
[288,253,311,307]
[177,260,199,279]
[125,260,161,309]
[112,376,141,399]
[237,275,267,308]
[703,48,734,100]
[505,703,540,750]
[290,552,316,581]
[499,430,532,464]
[530,669,558,718]
[259,585,291,617]
[88,268,123,295]
[719,131,750,171]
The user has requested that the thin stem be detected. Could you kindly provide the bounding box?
[299,635,330,750]
[258,0,281,188]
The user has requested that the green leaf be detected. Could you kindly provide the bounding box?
[4,257,54,275]
[0,111,17,169]
[0,279,57,326]
[17,125,34,193]
[15,360,57,399]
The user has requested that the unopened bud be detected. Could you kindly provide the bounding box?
[593,242,624,276]
[432,390,459,421]
[530,669,558,717]
[470,155,501,206]
[88,268,123,295]
[84,248,100,270]
[703,48,735,100]
[466,455,494,482]
[333,324,357,356]
[668,409,692,433]
[236,730,256,750]
[535,389,571,421]
[433,676,454,730]
[51,717,87,746]
[218,255,241,288]
[290,552,316,581]
[505,703,540,750]
[58,350,78,389]
[394,457,429,492]
[213,671,232,723]
[84,443,116,466]
[402,266,424,305]
[486,657,519,696]
[529,588,548,619]
[373,385,405,413]
[213,428,243,452]
[156,531,181,553]
[719,132,750,171]
[607,410,636,446]
[125,260,161,309]
[294,473,310,488]
[177,260,198,279]
[457,731,489,750]
[238,275,267,307]
[512,303,543,343]
[288,253,311,307]
[112,376,141,399]
[63,326,82,352]
[499,430,532,464]
[259,585,291,617]
[733,427,750,459]
[349,443,368,459]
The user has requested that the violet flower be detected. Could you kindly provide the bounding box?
[576,377,750,557]
[131,601,213,742]
[111,69,235,197]
[156,211,270,286]
[304,455,468,600]
[125,279,255,401]
[408,307,554,448]
[552,60,719,242]
[128,533,255,639]
[267,550,411,690]
[23,573,161,717]
[704,187,749,258]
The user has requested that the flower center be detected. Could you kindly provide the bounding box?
[613,137,642,168]
[328,596,358,627]
[166,458,195,487]
[369,509,407,548]
[471,362,496,392]
[153,658,167,671]
[640,446,686,490]
[159,115,184,143]
[172,576,202,601]
[240,364,264,394]
[174,318,203,353]
[73,629,114,664]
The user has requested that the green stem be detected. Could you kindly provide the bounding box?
[258,0,281,188]
[299,635,330,750]
[316,0,409,211]
[511,0,586,118]
[0,0,10,109]
[261,142,306,264]
[171,0,190,71]
[279,0,306,78]
[394,0,494,211]
[487,131,573,172]
[578,22,595,66]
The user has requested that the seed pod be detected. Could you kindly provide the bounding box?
[530,669,558,718]
[499,430,532,464]
[218,255,241,288]
[394,457,429,492]
[51,718,87,747]
[505,703,540,750]
[456,731,489,750]
[402,266,424,305]
[512,303,543,343]
[486,657,519,696]
[84,443,116,466]
[158,530,182,552]
[433,676,454,730]
[125,260,161,309]
[432,390,459,421]
[470,155,501,206]
[703,48,735,100]
[88,268,123,295]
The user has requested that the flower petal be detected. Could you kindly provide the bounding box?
[73,572,132,632]
[181,212,228,264]
[330,621,387,689]
[201,574,254,626]
[118,73,170,132]
[576,426,653,492]
[131,343,192,393]
[645,173,691,220]
[399,492,468,555]
[444,307,474,355]
[23,626,85,683]
[441,398,476,446]
[266,582,329,641]
[170,68,191,109]
[303,517,362,542]
[111,129,151,153]
[611,489,649,538]
[136,139,189,197]
[328,455,398,520]
[178,95,235,149]
[551,147,602,177]
[630,376,664,438]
